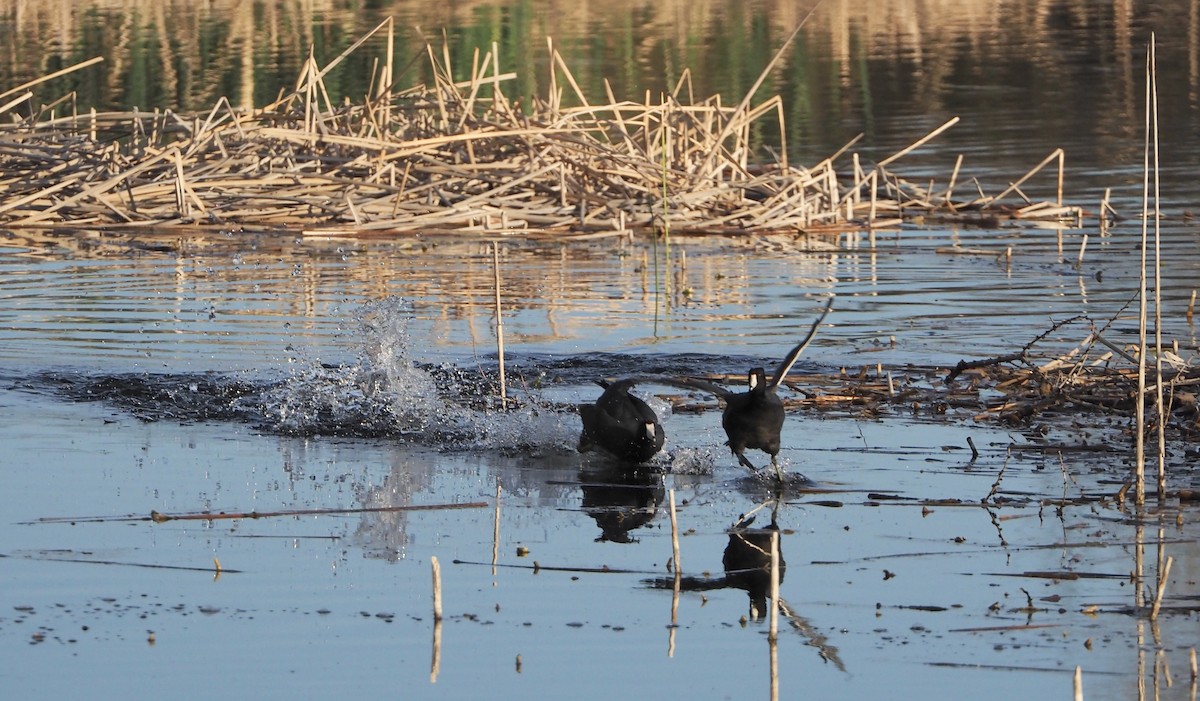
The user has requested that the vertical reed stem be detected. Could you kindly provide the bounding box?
[492,480,502,577]
[1135,35,1157,507]
[1148,36,1166,500]
[668,488,681,578]
[431,555,443,621]
[769,534,780,701]
[769,530,780,643]
[668,488,681,658]
[1056,148,1065,207]
[492,241,507,401]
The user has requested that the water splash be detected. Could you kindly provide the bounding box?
[262,296,576,452]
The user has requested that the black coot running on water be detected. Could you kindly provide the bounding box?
[577,379,665,464]
[687,298,833,481]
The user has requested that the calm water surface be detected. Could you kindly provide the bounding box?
[3,2,1200,700]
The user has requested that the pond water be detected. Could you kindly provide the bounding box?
[3,2,1200,700]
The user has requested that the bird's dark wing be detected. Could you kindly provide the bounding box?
[592,375,734,400]
[770,296,834,388]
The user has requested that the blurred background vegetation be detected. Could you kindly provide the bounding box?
[2,1,1196,166]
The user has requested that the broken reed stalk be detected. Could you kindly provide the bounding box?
[0,55,104,104]
[1074,666,1084,701]
[430,555,444,680]
[981,148,1065,207]
[668,488,682,579]
[492,240,507,401]
[431,555,444,621]
[1149,555,1173,621]
[877,116,961,168]
[769,530,781,643]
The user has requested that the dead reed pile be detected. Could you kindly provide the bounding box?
[0,22,1080,238]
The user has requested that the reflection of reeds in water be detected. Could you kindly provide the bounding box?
[0,0,1184,185]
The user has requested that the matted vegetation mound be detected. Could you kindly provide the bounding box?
[0,20,1079,238]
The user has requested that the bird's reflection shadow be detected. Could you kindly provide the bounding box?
[645,505,846,671]
[644,510,786,618]
[578,463,665,543]
[722,513,786,620]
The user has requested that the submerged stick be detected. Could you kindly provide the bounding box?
[6,551,242,573]
[145,501,488,524]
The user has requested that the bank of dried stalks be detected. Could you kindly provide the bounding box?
[0,22,1080,239]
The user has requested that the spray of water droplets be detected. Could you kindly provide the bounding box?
[264,297,577,452]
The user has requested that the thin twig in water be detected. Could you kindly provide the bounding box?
[145,502,487,523]
[983,452,1010,503]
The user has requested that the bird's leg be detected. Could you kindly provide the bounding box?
[734,449,759,471]
[770,455,785,482]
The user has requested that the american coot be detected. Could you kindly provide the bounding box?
[686,298,833,481]
[577,379,665,464]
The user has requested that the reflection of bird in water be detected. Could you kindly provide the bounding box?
[578,464,665,543]
[577,379,665,464]
[722,514,785,620]
[642,512,784,618]
[642,506,846,671]
[682,298,832,481]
